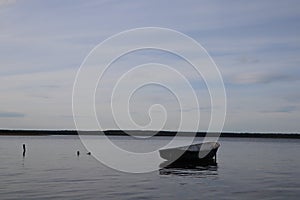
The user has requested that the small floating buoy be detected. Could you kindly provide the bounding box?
[77,151,80,156]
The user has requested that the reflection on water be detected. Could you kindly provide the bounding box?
[159,161,218,177]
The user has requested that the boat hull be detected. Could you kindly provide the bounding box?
[159,142,220,165]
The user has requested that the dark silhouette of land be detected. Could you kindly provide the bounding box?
[0,129,299,139]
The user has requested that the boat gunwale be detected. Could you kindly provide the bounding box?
[159,142,220,152]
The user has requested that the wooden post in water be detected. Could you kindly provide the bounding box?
[214,153,217,164]
[22,144,26,157]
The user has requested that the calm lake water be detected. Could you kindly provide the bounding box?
[0,135,299,200]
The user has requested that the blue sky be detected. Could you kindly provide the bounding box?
[0,0,300,132]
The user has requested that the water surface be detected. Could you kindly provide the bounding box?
[0,136,299,199]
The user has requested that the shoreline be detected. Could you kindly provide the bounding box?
[0,130,299,139]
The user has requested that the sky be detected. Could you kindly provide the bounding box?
[0,0,300,132]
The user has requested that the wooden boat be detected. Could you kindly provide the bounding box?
[159,142,220,165]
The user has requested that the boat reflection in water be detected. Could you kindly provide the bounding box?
[159,142,220,177]
[159,161,218,177]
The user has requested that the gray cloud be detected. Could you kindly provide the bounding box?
[0,0,16,6]
[230,72,300,85]
[261,106,297,113]
[0,0,300,132]
[285,93,300,103]
[0,111,25,118]
[236,56,260,64]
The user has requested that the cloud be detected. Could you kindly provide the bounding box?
[285,93,300,103]
[0,0,16,6]
[261,106,297,113]
[0,111,25,118]
[0,0,300,131]
[229,72,300,85]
